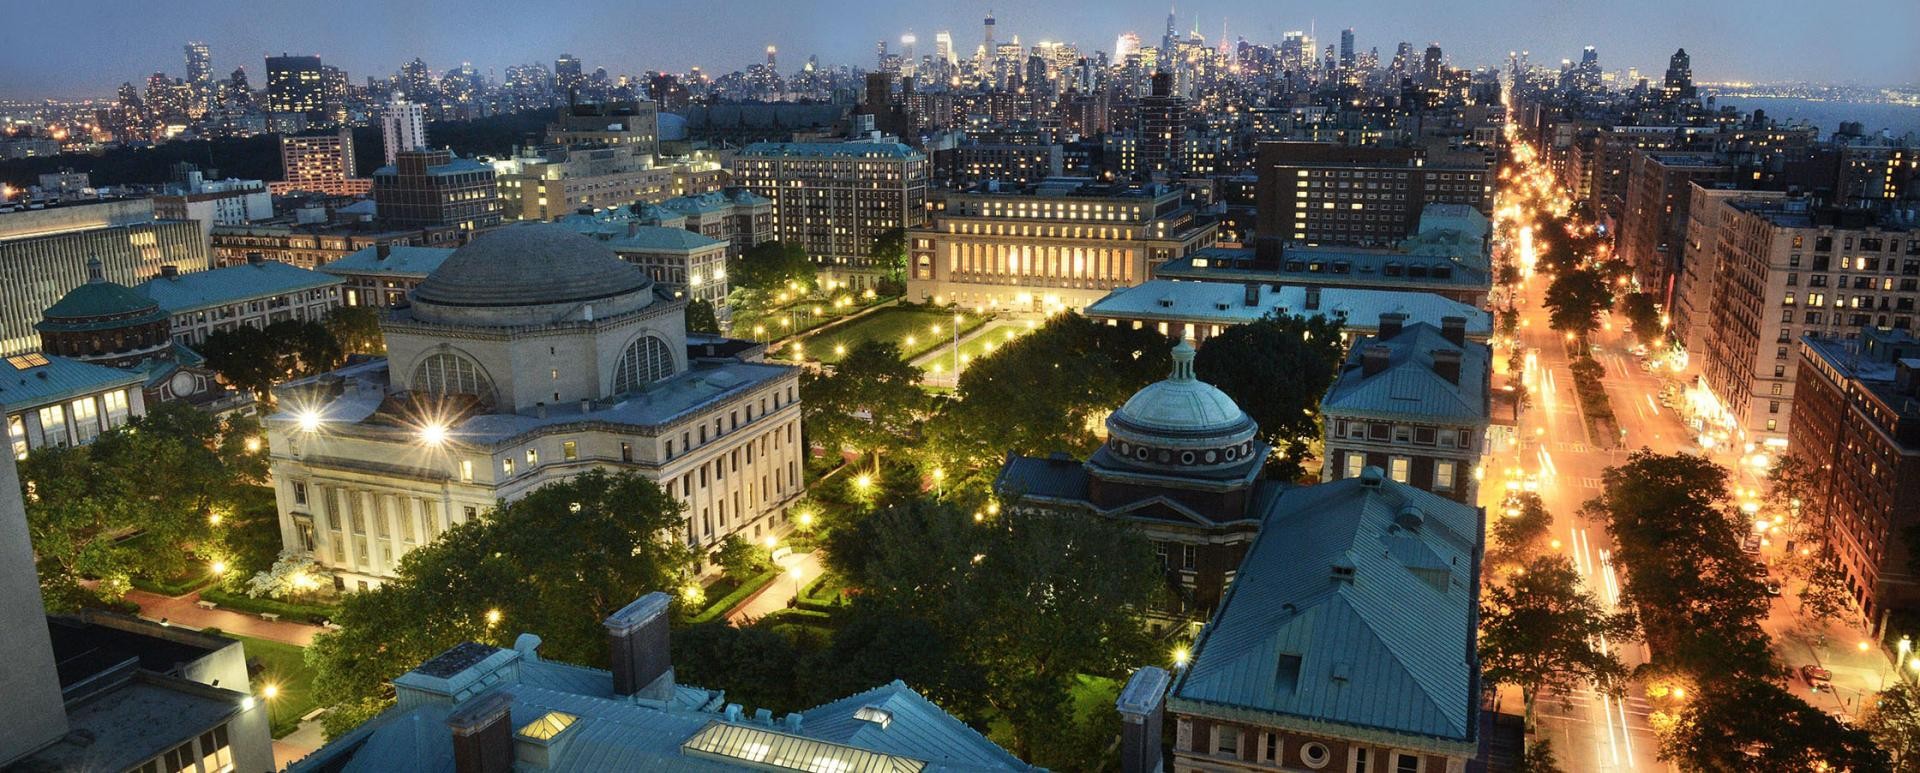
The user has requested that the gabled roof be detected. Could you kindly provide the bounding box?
[0,353,143,410]
[1169,473,1481,749]
[320,245,456,279]
[1083,280,1491,337]
[136,261,342,315]
[605,225,726,253]
[799,680,1033,769]
[1320,323,1490,424]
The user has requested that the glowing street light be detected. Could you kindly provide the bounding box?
[485,608,503,627]
[261,683,280,700]
[297,409,321,433]
[854,473,873,490]
[418,421,449,447]
[1172,645,1190,667]
[211,560,227,575]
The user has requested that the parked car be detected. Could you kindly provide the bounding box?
[1801,665,1833,691]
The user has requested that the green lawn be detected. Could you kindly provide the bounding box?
[796,307,993,365]
[732,294,891,341]
[235,634,318,738]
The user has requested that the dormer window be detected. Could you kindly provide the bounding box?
[853,706,892,729]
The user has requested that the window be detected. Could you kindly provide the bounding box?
[1434,460,1456,492]
[1301,741,1331,768]
[621,442,634,462]
[613,335,675,394]
[1388,457,1410,483]
[102,389,130,427]
[9,415,25,459]
[1215,725,1241,756]
[412,353,493,403]
[1344,451,1366,479]
[37,404,67,447]
[462,506,477,522]
[1154,541,1169,569]
[502,458,515,476]
[562,440,577,461]
[1354,748,1371,773]
[526,448,539,466]
[1182,544,1198,571]
[460,459,474,482]
[293,481,308,505]
[1394,752,1421,773]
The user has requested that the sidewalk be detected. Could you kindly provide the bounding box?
[126,589,324,646]
[1764,582,1896,721]
[726,551,824,624]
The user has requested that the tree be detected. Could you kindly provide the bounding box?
[729,241,815,292]
[1866,681,1920,771]
[21,402,265,609]
[245,549,333,600]
[1517,739,1564,773]
[685,298,721,335]
[1192,313,1345,480]
[867,227,907,284]
[1481,554,1633,722]
[324,306,385,355]
[1543,266,1612,338]
[1488,492,1553,568]
[928,313,1170,472]
[1800,557,1855,631]
[711,534,771,579]
[1619,292,1663,348]
[199,319,344,398]
[801,340,923,471]
[1661,677,1889,771]
[1764,453,1821,539]
[308,470,696,737]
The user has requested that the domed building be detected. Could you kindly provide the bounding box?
[34,257,227,410]
[266,224,804,590]
[995,341,1274,620]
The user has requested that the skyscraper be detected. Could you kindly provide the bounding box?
[184,41,212,117]
[555,53,584,99]
[265,54,325,122]
[381,96,428,165]
[935,31,955,65]
[1139,71,1186,179]
[900,33,917,78]
[1663,48,1696,99]
[983,11,996,61]
[1422,43,1444,83]
[1340,28,1356,67]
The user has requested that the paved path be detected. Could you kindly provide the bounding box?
[726,551,824,624]
[274,720,326,770]
[126,589,323,646]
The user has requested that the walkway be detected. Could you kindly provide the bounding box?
[726,550,824,624]
[126,589,323,646]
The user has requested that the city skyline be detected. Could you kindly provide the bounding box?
[3,0,1916,100]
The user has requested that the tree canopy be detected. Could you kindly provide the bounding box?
[199,319,345,398]
[729,241,816,292]
[307,470,696,738]
[323,306,385,356]
[685,298,721,335]
[1544,266,1613,337]
[801,340,923,470]
[1192,313,1345,480]
[1662,677,1889,771]
[1480,554,1633,721]
[1619,292,1663,348]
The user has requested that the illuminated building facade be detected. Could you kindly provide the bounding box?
[373,149,502,231]
[265,54,325,123]
[266,225,803,589]
[272,130,372,196]
[731,140,928,287]
[906,179,1217,312]
[1320,315,1491,505]
[0,198,209,356]
[1255,142,1491,254]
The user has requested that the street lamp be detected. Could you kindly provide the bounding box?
[296,409,321,433]
[789,565,804,605]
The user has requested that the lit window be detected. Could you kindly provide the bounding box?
[1388,457,1410,483]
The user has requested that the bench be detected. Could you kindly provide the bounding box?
[258,612,280,623]
[194,600,218,611]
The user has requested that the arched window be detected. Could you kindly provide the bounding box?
[412,353,493,404]
[613,335,675,395]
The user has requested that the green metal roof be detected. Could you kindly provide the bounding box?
[604,225,726,253]
[320,245,456,279]
[0,353,143,412]
[1169,473,1482,747]
[1320,323,1491,424]
[42,278,164,323]
[136,261,343,315]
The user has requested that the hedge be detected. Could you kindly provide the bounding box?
[132,570,218,597]
[684,568,779,625]
[754,608,837,629]
[198,589,340,625]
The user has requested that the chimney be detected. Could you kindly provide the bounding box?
[605,592,673,699]
[1116,667,1171,773]
[1242,282,1260,308]
[246,253,266,266]
[1440,316,1467,346]
[1431,349,1463,385]
[1361,344,1392,377]
[1359,465,1384,487]
[160,264,180,279]
[1378,312,1407,340]
[376,242,392,260]
[447,690,515,773]
[1304,286,1321,311]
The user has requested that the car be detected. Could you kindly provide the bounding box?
[1765,582,1783,597]
[1801,665,1833,691]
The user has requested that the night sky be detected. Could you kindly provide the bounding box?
[3,0,1915,100]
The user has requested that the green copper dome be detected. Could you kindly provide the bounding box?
[38,258,168,332]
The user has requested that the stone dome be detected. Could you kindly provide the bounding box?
[1103,341,1261,474]
[412,223,654,309]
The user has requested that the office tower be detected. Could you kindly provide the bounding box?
[184,41,212,116]
[935,31,955,65]
[901,33,917,78]
[1340,28,1356,67]
[1139,71,1187,179]
[766,45,777,68]
[273,128,370,195]
[1663,47,1696,100]
[381,96,428,165]
[399,57,435,103]
[1422,43,1443,83]
[320,64,348,127]
[1115,32,1141,62]
[906,179,1216,312]
[555,53,584,98]
[1255,141,1492,251]
[731,139,928,288]
[265,53,325,122]
[373,149,502,231]
[983,11,996,60]
[1792,329,1920,630]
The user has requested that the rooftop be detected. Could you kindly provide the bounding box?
[603,225,727,253]
[1161,246,1490,291]
[1084,280,1491,338]
[1321,322,1491,424]
[739,139,924,160]
[0,351,144,410]
[409,223,653,310]
[320,245,456,279]
[1169,472,1481,751]
[134,260,342,315]
[11,672,247,773]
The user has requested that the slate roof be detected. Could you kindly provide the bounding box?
[0,353,144,411]
[320,245,457,279]
[605,225,726,253]
[1320,322,1491,424]
[798,681,1034,770]
[1084,280,1491,338]
[1168,472,1482,750]
[135,260,342,315]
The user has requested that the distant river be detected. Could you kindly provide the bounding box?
[1705,95,1920,138]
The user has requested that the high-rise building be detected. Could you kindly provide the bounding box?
[265,53,325,122]
[906,179,1217,312]
[900,33,917,79]
[272,128,372,195]
[372,148,502,231]
[381,96,428,165]
[184,41,212,117]
[1321,315,1490,504]
[731,139,929,287]
[1792,328,1920,632]
[0,199,210,356]
[1138,71,1187,179]
[1663,48,1696,100]
[1696,197,1918,446]
[982,11,996,62]
[935,30,956,65]
[1618,151,1731,302]
[1254,141,1492,252]
[1422,43,1444,83]
[1339,28,1356,67]
[554,53,585,98]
